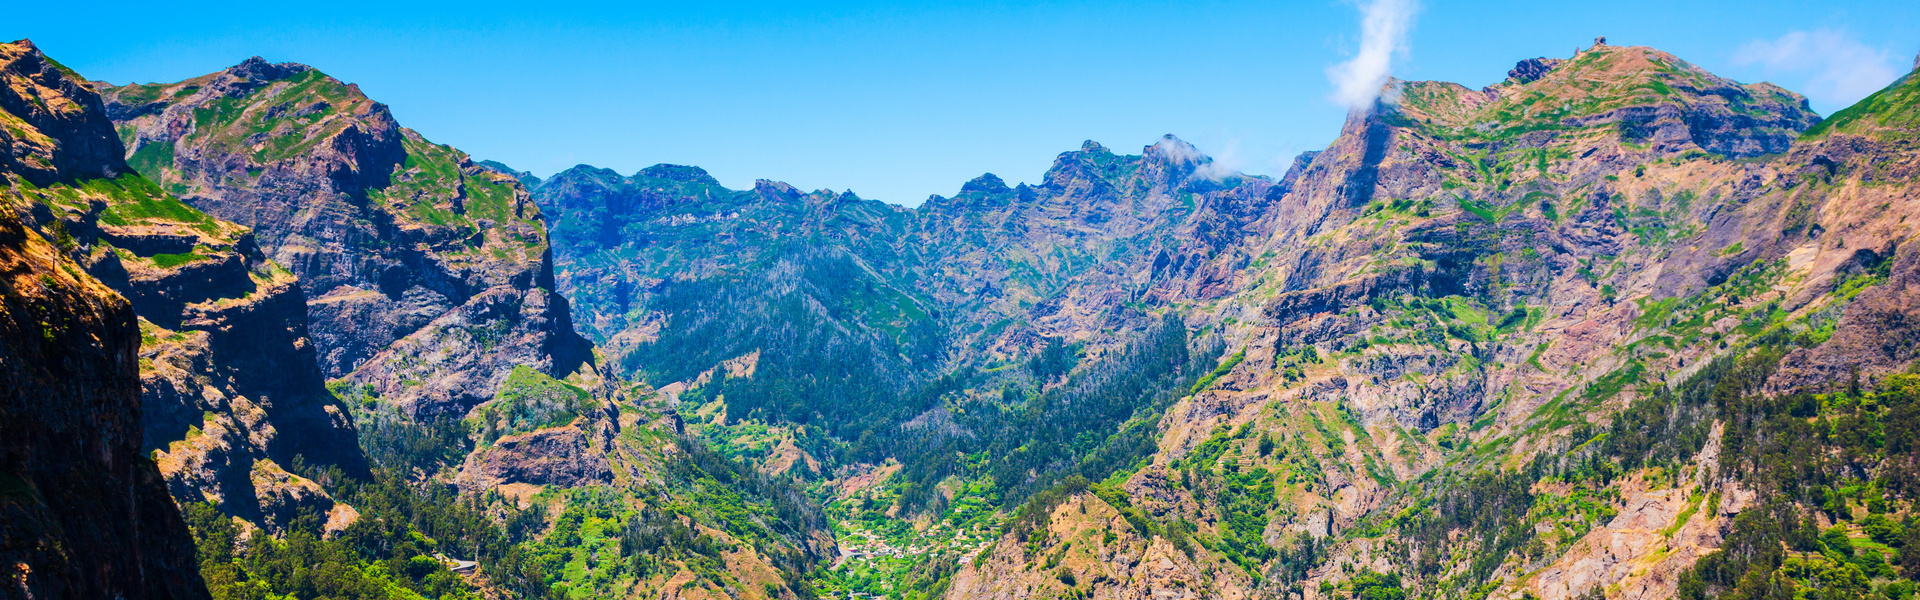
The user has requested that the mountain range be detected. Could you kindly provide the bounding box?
[4,34,1920,600]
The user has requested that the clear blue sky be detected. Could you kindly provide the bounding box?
[10,0,1917,205]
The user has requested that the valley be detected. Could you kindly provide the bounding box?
[4,30,1920,600]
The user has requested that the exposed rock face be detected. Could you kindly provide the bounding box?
[474,426,612,487]
[101,60,591,415]
[0,41,124,186]
[0,38,208,600]
[102,57,835,599]
[1507,57,1563,83]
[5,41,364,530]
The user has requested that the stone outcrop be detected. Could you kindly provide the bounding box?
[473,426,612,488]
[1507,57,1563,83]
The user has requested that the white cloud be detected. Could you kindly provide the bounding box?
[1326,0,1419,112]
[1150,136,1244,181]
[1732,29,1902,110]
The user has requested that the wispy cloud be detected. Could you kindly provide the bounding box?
[1732,29,1902,110]
[1151,136,1245,181]
[1326,0,1419,112]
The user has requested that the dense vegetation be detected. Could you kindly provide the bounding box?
[183,471,560,600]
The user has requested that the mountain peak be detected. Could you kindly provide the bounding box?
[1144,134,1208,166]
[1506,57,1563,84]
[0,39,129,185]
[1387,42,1817,158]
[225,56,308,82]
[753,179,803,201]
[960,172,1009,195]
[636,163,718,185]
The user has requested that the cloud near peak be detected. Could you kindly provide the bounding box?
[1326,0,1420,113]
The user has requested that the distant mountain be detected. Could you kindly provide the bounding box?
[476,159,543,188]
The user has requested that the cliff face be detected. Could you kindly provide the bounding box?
[102,59,834,600]
[101,60,592,416]
[3,40,364,531]
[986,45,1912,600]
[0,38,207,600]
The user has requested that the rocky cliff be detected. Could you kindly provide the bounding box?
[0,38,207,600]
[1,40,367,532]
[101,57,835,600]
[101,60,592,416]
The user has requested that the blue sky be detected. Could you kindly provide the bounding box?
[9,0,1918,205]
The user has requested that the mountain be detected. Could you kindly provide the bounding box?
[12,29,1920,600]
[2,34,374,530]
[0,38,208,600]
[99,56,837,600]
[533,41,1920,600]
[0,47,369,538]
[99,59,593,414]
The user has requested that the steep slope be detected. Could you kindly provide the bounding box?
[534,41,1920,600]
[102,58,837,600]
[3,39,365,532]
[964,42,1907,600]
[100,60,592,415]
[0,38,207,600]
[532,136,1292,594]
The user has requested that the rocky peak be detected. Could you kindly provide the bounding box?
[1140,134,1222,188]
[475,159,542,187]
[752,178,805,203]
[636,162,719,185]
[1391,43,1818,159]
[1143,134,1209,168]
[101,59,592,417]
[960,172,1010,195]
[1040,139,1134,194]
[225,56,308,82]
[1506,57,1563,84]
[924,172,1016,210]
[0,40,129,185]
